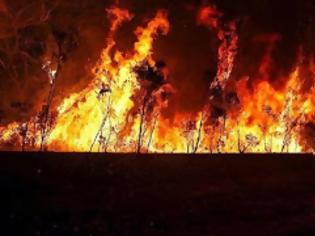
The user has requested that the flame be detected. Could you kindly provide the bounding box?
[0,5,314,154]
[46,8,170,152]
[197,5,238,88]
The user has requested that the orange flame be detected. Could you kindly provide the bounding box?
[0,5,314,154]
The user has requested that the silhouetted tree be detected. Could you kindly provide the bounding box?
[39,27,79,151]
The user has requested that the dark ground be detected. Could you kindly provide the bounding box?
[0,152,315,236]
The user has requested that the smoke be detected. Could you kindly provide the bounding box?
[0,0,111,124]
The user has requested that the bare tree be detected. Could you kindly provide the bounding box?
[216,114,227,153]
[193,113,204,153]
[134,61,174,154]
[90,85,112,152]
[0,0,59,82]
[0,1,70,151]
[18,123,28,151]
[39,27,79,151]
[103,118,115,153]
[137,97,147,154]
[208,127,214,154]
[183,120,196,153]
[147,114,158,152]
[237,125,243,153]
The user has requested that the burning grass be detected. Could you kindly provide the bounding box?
[0,3,314,154]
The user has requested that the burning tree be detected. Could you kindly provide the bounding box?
[39,27,79,151]
[134,61,174,153]
[89,82,113,152]
[301,121,315,153]
[182,113,204,154]
[0,3,314,154]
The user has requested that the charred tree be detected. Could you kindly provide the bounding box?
[137,97,147,154]
[90,87,112,152]
[134,60,174,153]
[193,113,204,153]
[39,27,78,151]
[147,114,158,152]
[18,123,28,151]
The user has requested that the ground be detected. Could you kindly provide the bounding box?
[0,152,314,235]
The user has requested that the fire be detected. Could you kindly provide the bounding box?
[0,4,314,154]
[46,8,170,152]
[197,5,238,89]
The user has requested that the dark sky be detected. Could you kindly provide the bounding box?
[0,0,314,123]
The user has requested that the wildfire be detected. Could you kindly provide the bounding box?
[0,4,314,154]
